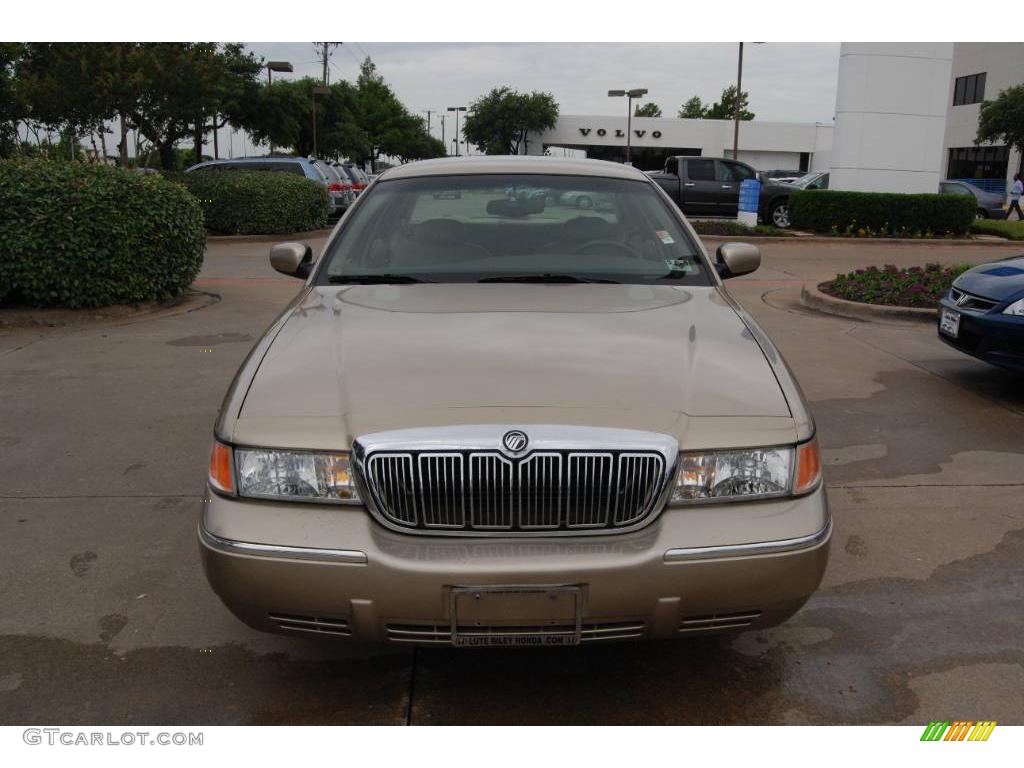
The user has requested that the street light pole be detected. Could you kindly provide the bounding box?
[440,114,446,154]
[266,61,293,156]
[608,88,647,165]
[447,106,467,156]
[311,85,330,158]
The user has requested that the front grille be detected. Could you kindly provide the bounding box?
[678,610,762,634]
[951,287,999,312]
[269,613,351,637]
[362,449,666,534]
[386,621,645,644]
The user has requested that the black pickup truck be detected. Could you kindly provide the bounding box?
[647,156,808,228]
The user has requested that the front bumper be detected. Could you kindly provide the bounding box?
[199,485,831,644]
[938,299,1024,373]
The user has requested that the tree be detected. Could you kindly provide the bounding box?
[123,43,261,169]
[0,44,26,157]
[704,86,754,121]
[15,43,120,159]
[977,85,1024,173]
[678,96,707,119]
[354,57,442,170]
[634,102,661,118]
[462,87,559,155]
[240,78,367,160]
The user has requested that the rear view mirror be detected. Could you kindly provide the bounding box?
[716,242,761,279]
[270,242,314,278]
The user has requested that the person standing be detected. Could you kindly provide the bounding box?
[1009,174,1024,220]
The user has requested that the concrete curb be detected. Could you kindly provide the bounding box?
[206,228,333,244]
[700,233,1019,245]
[799,283,938,323]
[0,289,220,329]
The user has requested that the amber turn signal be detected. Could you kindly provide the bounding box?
[209,441,234,494]
[794,437,822,495]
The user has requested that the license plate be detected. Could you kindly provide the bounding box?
[940,308,960,338]
[449,586,582,647]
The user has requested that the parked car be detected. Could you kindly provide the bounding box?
[200,156,830,646]
[319,163,356,214]
[647,156,798,228]
[938,256,1024,372]
[788,170,830,191]
[341,163,370,193]
[185,156,345,219]
[939,180,1007,219]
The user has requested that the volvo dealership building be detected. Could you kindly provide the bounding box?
[526,114,833,175]
[527,42,1023,195]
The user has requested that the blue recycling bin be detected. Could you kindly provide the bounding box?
[739,179,761,213]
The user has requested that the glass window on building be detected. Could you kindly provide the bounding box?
[947,145,1008,182]
[953,73,987,106]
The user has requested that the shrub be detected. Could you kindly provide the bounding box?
[0,160,205,308]
[179,169,329,235]
[822,262,973,308]
[970,218,1024,240]
[789,190,976,237]
[690,220,793,237]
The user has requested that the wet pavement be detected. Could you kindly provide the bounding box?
[1,236,1022,725]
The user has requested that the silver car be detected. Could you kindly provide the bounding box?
[200,156,829,646]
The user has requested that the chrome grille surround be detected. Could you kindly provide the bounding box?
[951,286,999,312]
[353,426,678,537]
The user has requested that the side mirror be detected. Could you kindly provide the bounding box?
[716,242,761,279]
[270,242,314,279]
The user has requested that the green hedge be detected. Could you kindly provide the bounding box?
[179,169,329,235]
[0,160,205,308]
[789,190,976,237]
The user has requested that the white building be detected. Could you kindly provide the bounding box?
[942,42,1024,194]
[830,43,954,193]
[526,114,832,175]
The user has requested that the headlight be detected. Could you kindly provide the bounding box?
[1003,298,1024,316]
[209,442,361,504]
[670,438,821,503]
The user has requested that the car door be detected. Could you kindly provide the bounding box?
[717,160,757,216]
[679,158,719,216]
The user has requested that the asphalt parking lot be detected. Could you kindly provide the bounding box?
[1,234,1022,725]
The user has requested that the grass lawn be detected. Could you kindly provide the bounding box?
[971,218,1024,240]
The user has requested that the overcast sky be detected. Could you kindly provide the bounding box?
[251,42,842,132]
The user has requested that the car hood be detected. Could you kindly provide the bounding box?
[235,284,791,444]
[954,256,1024,302]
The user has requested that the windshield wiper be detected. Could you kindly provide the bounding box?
[478,273,620,284]
[328,274,433,284]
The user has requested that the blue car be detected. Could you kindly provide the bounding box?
[938,256,1024,372]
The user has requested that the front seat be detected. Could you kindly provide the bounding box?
[392,218,488,269]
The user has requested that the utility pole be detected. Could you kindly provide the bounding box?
[441,114,446,154]
[733,42,744,161]
[315,43,341,85]
[424,110,434,135]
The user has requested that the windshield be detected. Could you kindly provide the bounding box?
[318,174,710,285]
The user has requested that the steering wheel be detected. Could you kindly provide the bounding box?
[573,239,638,258]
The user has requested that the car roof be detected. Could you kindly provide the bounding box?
[382,155,649,181]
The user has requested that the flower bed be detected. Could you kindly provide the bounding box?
[821,263,972,308]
